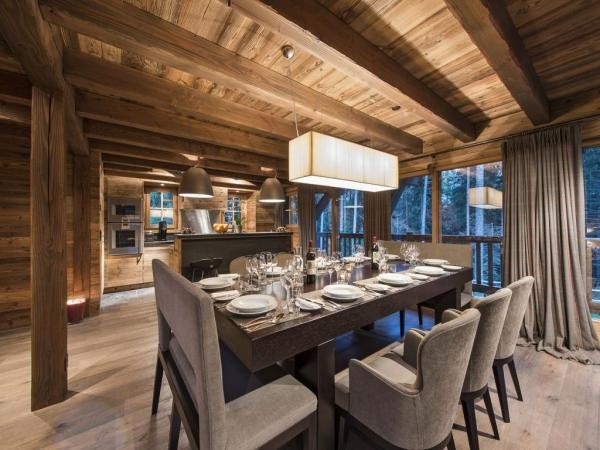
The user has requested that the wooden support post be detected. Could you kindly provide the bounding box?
[30,86,68,410]
[72,154,91,312]
[88,150,103,316]
[431,170,441,244]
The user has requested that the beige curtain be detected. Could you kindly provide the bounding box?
[503,125,600,364]
[364,191,392,243]
[298,186,315,253]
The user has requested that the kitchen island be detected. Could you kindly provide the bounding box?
[173,232,293,280]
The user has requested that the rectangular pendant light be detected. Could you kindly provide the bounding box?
[289,131,399,192]
[468,186,503,209]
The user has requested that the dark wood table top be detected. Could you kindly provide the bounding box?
[214,262,472,371]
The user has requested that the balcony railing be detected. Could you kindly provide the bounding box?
[392,234,503,294]
[315,232,365,257]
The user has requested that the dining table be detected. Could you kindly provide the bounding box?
[211,261,472,449]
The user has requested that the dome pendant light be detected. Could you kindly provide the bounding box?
[258,176,285,203]
[179,166,214,198]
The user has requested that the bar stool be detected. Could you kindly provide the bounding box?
[211,257,223,275]
[190,258,214,282]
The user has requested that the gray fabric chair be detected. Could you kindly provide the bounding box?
[493,276,535,423]
[152,259,317,449]
[392,288,512,450]
[335,308,481,450]
[382,240,473,335]
[228,255,247,275]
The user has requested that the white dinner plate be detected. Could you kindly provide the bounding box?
[322,285,363,301]
[364,283,392,292]
[197,277,234,290]
[295,298,322,312]
[422,258,449,267]
[414,265,445,276]
[441,264,462,271]
[377,273,413,286]
[407,272,430,281]
[230,294,277,313]
[225,302,276,317]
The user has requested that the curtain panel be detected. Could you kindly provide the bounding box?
[364,191,392,245]
[503,125,600,364]
[298,186,315,253]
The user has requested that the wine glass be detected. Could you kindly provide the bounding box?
[245,255,253,286]
[354,244,364,263]
[326,255,335,285]
[332,252,343,283]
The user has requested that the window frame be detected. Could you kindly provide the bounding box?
[144,186,179,230]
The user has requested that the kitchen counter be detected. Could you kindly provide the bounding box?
[144,240,175,247]
[173,231,293,279]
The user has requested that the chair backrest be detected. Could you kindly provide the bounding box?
[383,240,473,293]
[463,288,512,393]
[229,255,247,275]
[496,276,535,359]
[153,259,227,450]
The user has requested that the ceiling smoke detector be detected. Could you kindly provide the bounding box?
[281,45,295,60]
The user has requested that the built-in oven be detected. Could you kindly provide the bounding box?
[108,221,144,255]
[107,197,143,222]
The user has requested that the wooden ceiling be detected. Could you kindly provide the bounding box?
[0,0,598,182]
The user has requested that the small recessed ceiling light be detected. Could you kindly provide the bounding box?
[160,183,165,186]
[281,45,295,60]
[391,105,401,111]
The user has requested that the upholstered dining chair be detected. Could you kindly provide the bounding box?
[228,255,247,275]
[152,260,318,449]
[334,308,481,450]
[392,288,512,450]
[493,276,535,423]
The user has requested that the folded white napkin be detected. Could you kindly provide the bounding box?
[211,290,240,301]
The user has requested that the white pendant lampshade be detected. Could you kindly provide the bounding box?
[259,177,285,203]
[288,131,399,192]
[468,186,502,209]
[179,167,214,198]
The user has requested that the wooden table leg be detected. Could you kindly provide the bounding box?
[433,287,461,323]
[294,340,335,450]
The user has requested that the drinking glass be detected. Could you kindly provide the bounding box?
[326,255,335,285]
[245,255,253,285]
[338,268,349,284]
[354,244,364,262]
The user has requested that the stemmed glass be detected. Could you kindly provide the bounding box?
[281,267,294,316]
[353,244,364,263]
[245,255,254,286]
[331,252,343,283]
[326,255,336,285]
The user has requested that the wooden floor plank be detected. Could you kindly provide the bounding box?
[0,289,598,450]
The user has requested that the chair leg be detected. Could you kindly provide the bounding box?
[168,400,181,450]
[417,304,423,326]
[151,355,163,415]
[399,310,405,336]
[337,414,349,450]
[461,398,479,450]
[507,359,523,401]
[482,388,500,440]
[493,362,510,423]
[447,432,456,450]
[302,413,317,450]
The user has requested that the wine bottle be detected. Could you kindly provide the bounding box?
[371,235,379,270]
[306,240,317,284]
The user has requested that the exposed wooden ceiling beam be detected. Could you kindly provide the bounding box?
[77,92,287,158]
[444,0,550,125]
[103,168,259,191]
[0,70,31,106]
[64,50,297,140]
[101,153,285,181]
[39,0,423,155]
[223,0,475,142]
[0,36,23,73]
[0,101,31,125]
[0,0,88,154]
[84,121,288,169]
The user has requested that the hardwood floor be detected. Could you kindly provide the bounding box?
[0,288,598,450]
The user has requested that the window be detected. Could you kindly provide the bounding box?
[146,188,177,229]
[224,195,241,225]
[338,189,364,256]
[391,175,432,240]
[583,147,600,307]
[287,191,298,225]
[440,162,503,292]
[315,192,333,253]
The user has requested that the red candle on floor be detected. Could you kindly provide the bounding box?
[67,297,86,324]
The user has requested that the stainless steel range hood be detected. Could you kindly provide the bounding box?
[180,209,220,234]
